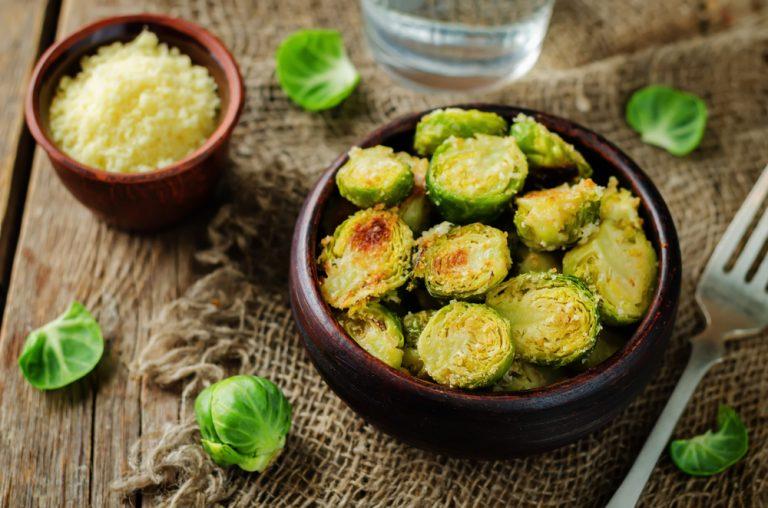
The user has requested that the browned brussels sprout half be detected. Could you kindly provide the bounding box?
[563,176,657,325]
[338,303,404,368]
[413,223,512,300]
[319,208,413,309]
[510,114,592,183]
[418,302,514,388]
[414,108,508,156]
[427,134,528,223]
[486,272,600,366]
[336,146,413,208]
[514,178,604,251]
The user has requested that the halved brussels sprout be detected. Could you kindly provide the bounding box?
[600,176,643,228]
[563,218,657,325]
[401,310,436,377]
[427,134,528,223]
[413,223,511,300]
[515,245,561,274]
[395,153,433,234]
[319,208,413,309]
[486,272,600,366]
[414,108,508,156]
[336,146,414,208]
[510,114,592,181]
[492,360,564,392]
[514,178,604,251]
[570,328,626,372]
[418,302,514,388]
[338,302,404,368]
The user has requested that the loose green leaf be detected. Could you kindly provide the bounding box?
[625,85,707,156]
[195,375,292,472]
[18,301,104,390]
[669,405,748,476]
[275,29,360,112]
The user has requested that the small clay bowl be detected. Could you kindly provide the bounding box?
[25,14,244,231]
[290,104,682,458]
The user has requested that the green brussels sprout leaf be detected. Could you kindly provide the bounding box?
[625,85,707,156]
[670,405,748,476]
[492,360,563,392]
[18,301,104,390]
[195,375,292,472]
[275,29,360,112]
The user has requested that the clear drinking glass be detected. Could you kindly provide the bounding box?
[360,0,555,92]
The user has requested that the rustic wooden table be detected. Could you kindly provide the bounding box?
[0,1,200,506]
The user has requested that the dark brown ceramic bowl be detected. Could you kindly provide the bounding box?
[290,104,682,458]
[25,14,244,231]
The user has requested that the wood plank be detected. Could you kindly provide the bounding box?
[0,0,195,505]
[0,0,54,311]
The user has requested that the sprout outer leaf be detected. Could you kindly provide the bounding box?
[275,29,360,112]
[625,85,707,156]
[669,405,748,476]
[18,301,104,390]
[510,113,592,179]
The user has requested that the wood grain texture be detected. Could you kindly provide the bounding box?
[0,1,200,506]
[0,0,51,305]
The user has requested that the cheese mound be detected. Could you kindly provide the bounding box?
[49,30,220,173]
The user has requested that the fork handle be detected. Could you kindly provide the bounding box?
[605,338,724,508]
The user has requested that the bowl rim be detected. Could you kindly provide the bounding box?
[292,103,681,408]
[24,13,245,184]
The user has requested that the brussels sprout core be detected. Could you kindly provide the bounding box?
[418,302,514,388]
[336,146,413,208]
[486,273,600,366]
[194,375,292,472]
[510,113,592,180]
[319,208,413,309]
[514,178,604,251]
[414,108,508,156]
[338,303,404,368]
[427,134,528,223]
[414,223,512,300]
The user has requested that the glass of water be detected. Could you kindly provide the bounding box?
[360,0,555,92]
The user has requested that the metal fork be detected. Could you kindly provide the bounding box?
[607,164,768,508]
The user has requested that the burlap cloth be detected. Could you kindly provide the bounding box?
[110,1,768,506]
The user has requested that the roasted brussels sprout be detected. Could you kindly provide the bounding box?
[195,375,292,472]
[427,134,528,223]
[515,245,561,274]
[395,153,433,234]
[570,328,626,372]
[600,176,643,228]
[401,310,436,377]
[492,360,564,392]
[514,178,604,251]
[486,272,600,366]
[414,108,508,156]
[418,302,514,388]
[412,223,511,300]
[510,114,592,180]
[319,208,413,309]
[338,302,404,368]
[336,146,413,208]
[563,218,657,325]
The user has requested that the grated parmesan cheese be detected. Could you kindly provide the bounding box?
[49,30,220,173]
